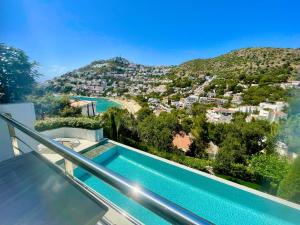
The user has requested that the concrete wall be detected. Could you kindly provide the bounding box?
[41,127,103,142]
[0,103,37,162]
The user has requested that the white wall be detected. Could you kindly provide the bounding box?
[41,127,103,142]
[0,103,37,162]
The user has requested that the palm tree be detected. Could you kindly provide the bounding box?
[101,107,135,142]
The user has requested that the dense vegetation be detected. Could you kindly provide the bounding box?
[0,43,39,103]
[99,106,293,196]
[175,48,300,79]
[173,48,300,103]
[242,85,287,105]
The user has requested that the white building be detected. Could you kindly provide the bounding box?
[206,107,234,124]
[259,102,288,112]
[184,95,199,108]
[235,105,259,114]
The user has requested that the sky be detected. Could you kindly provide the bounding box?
[1,0,300,81]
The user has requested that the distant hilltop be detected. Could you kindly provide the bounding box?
[173,47,300,78]
[57,56,174,80]
[46,47,300,98]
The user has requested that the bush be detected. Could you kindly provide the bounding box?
[277,157,300,203]
[35,117,101,131]
[59,106,82,117]
[249,153,290,194]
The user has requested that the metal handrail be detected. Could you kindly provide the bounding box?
[0,113,213,225]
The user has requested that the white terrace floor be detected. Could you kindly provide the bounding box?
[37,138,98,164]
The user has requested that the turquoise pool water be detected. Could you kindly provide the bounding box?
[73,96,121,112]
[74,144,300,225]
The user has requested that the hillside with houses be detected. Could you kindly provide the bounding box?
[46,48,300,122]
[46,56,173,96]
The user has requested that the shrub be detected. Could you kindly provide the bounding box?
[144,147,212,172]
[35,117,101,131]
[249,153,290,193]
[59,106,82,117]
[277,157,300,203]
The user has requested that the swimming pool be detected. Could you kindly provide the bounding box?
[74,142,300,225]
[73,96,121,112]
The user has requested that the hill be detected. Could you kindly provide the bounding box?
[46,48,300,102]
[174,48,300,79]
[56,56,172,80]
[167,48,300,102]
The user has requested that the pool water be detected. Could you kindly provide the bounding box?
[74,144,300,225]
[73,96,121,112]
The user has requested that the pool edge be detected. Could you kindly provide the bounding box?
[107,139,300,211]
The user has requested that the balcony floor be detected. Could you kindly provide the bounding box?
[0,152,108,225]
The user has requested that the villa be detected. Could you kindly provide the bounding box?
[0,103,300,225]
[206,107,235,123]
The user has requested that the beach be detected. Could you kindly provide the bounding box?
[107,97,141,114]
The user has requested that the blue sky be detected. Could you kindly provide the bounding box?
[1,0,300,81]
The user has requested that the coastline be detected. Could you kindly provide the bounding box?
[105,97,141,114]
[71,95,141,114]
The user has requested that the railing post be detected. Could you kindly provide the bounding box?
[65,159,74,177]
[5,113,21,157]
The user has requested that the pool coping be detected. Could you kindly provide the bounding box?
[108,139,300,211]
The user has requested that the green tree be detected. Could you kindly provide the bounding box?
[191,103,207,116]
[241,120,271,155]
[277,157,300,203]
[215,135,247,175]
[59,106,82,117]
[181,117,193,133]
[137,106,153,122]
[189,114,209,158]
[243,85,287,105]
[0,43,39,103]
[101,107,136,142]
[138,112,177,151]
